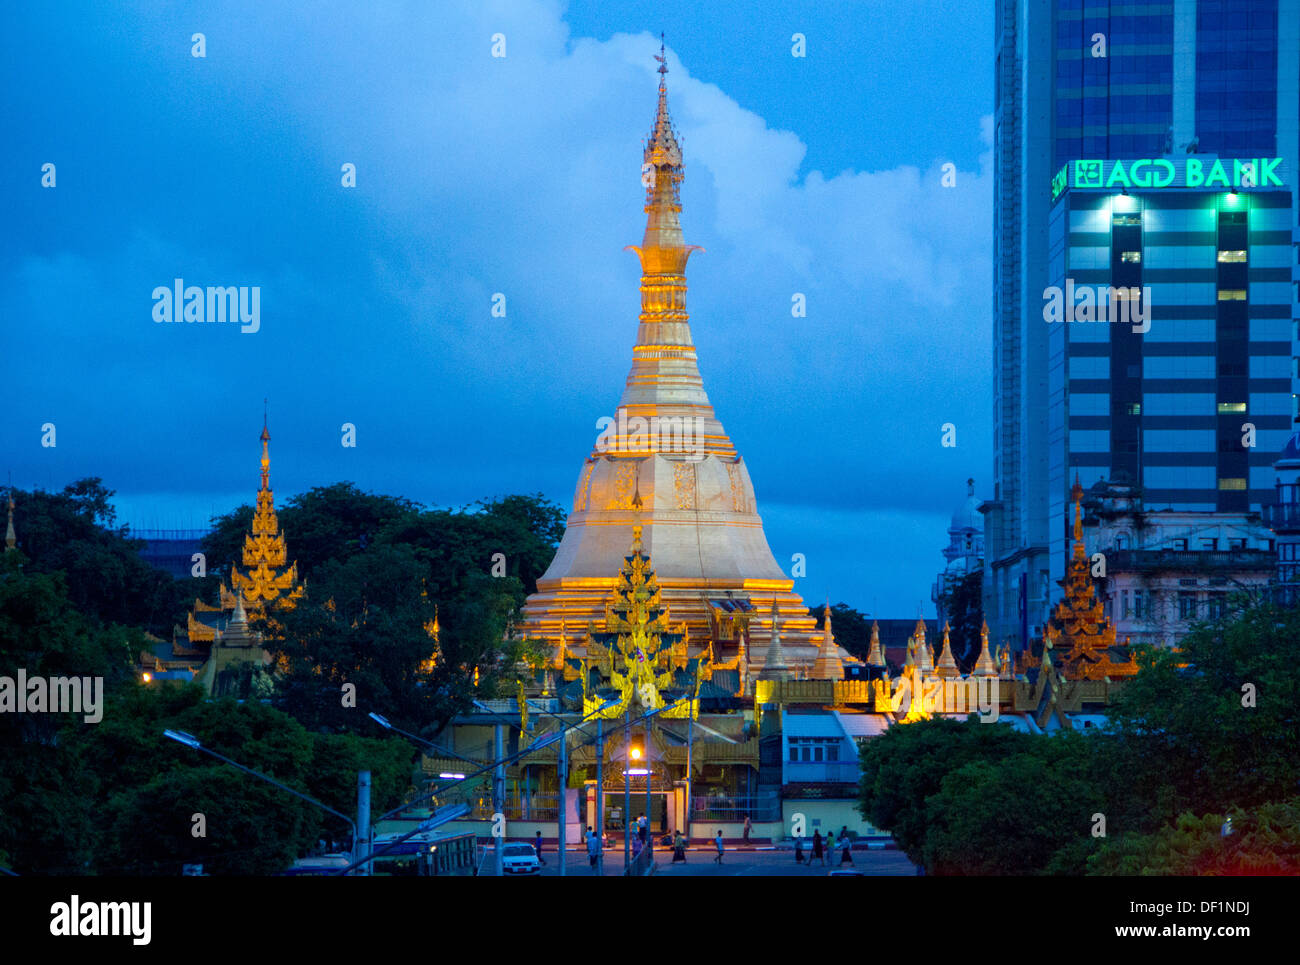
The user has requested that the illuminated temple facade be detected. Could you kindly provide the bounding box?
[520,53,845,677]
[137,418,303,694]
[417,61,1135,850]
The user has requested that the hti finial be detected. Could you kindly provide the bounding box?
[655,33,667,79]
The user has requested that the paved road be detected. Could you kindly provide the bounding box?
[512,847,918,877]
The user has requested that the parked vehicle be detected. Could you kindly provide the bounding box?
[500,843,541,875]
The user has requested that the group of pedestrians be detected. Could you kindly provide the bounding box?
[794,825,855,867]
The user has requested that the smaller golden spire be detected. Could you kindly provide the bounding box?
[758,600,790,681]
[972,620,997,676]
[936,621,960,678]
[866,620,885,668]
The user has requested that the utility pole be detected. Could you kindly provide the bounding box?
[623,707,631,872]
[493,723,505,878]
[356,771,371,876]
[595,716,604,875]
[557,720,567,876]
[686,710,693,843]
[644,722,652,860]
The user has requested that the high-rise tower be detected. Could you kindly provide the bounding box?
[986,0,1300,651]
[522,50,821,669]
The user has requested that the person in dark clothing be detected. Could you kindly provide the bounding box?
[535,830,546,866]
[794,834,805,863]
[810,830,825,867]
[672,830,687,862]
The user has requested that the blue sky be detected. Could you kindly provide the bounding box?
[3,0,992,618]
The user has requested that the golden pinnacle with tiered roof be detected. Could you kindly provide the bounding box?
[522,43,827,673]
[230,415,304,610]
[1041,478,1138,680]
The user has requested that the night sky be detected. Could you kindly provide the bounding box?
[4,1,992,617]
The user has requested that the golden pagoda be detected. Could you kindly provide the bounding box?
[521,48,822,670]
[582,525,698,720]
[138,415,304,692]
[230,417,304,611]
[1043,479,1139,681]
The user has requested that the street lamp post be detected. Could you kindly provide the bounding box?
[623,707,631,872]
[595,716,604,875]
[644,723,652,859]
[493,722,505,878]
[162,729,359,872]
[557,724,567,876]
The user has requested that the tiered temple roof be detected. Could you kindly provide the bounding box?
[138,417,303,690]
[1040,479,1139,681]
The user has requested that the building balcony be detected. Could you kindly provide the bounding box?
[1262,502,1300,533]
[1102,548,1276,574]
[784,760,861,786]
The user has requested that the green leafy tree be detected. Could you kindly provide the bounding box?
[1102,598,1300,825]
[1088,799,1300,875]
[922,742,1102,875]
[0,551,141,873]
[857,717,1041,863]
[8,480,190,636]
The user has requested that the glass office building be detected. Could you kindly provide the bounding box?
[987,0,1299,649]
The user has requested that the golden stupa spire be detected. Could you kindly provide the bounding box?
[230,409,304,610]
[813,599,844,680]
[972,620,997,676]
[866,620,885,668]
[936,621,960,678]
[758,601,790,681]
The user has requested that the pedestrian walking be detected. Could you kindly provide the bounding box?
[826,830,835,859]
[672,830,687,863]
[743,816,751,844]
[840,833,853,865]
[535,830,546,866]
[794,834,805,864]
[714,830,725,864]
[810,830,825,867]
[586,826,601,874]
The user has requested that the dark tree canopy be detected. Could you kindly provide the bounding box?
[7,479,191,636]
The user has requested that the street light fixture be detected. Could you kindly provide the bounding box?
[162,728,360,872]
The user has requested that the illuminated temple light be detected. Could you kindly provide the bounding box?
[521,51,846,679]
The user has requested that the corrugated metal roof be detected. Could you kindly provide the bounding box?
[834,711,890,738]
[781,710,847,738]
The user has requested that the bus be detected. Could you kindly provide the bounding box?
[284,830,479,876]
[371,829,478,877]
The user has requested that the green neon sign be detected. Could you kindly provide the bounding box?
[1052,157,1284,199]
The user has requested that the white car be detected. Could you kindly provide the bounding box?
[500,843,541,875]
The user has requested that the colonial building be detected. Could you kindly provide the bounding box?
[1263,430,1300,605]
[137,418,304,694]
[1077,475,1275,647]
[932,477,985,629]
